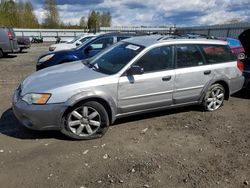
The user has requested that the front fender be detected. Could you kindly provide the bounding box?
[65,90,117,123]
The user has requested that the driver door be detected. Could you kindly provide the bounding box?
[117,45,175,114]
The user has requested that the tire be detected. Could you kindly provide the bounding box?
[0,49,3,58]
[202,83,225,111]
[61,101,109,140]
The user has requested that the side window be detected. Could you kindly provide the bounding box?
[176,45,204,68]
[199,44,236,64]
[90,37,114,50]
[134,46,173,73]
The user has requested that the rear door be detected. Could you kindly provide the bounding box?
[118,45,175,113]
[8,28,19,51]
[0,28,9,52]
[173,44,213,104]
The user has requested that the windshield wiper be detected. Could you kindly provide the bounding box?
[82,59,98,71]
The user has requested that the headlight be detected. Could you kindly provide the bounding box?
[38,54,55,64]
[22,93,51,105]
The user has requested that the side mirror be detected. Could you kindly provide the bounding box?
[127,65,144,75]
[76,42,81,46]
[84,45,93,53]
[238,52,246,60]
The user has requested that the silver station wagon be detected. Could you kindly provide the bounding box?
[13,35,245,139]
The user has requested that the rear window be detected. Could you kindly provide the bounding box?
[200,44,236,64]
[117,36,130,41]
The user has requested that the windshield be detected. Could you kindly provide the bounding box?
[66,36,82,44]
[85,42,145,75]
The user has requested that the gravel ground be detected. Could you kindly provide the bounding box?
[0,44,250,188]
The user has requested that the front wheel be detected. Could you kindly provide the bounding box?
[61,101,109,140]
[202,84,225,111]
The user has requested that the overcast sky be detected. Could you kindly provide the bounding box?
[26,0,250,27]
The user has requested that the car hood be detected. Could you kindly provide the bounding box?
[39,48,77,59]
[21,61,106,95]
[239,29,250,57]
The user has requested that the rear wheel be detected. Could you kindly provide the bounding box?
[61,101,109,140]
[202,84,225,111]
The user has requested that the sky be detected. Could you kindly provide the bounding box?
[24,0,250,27]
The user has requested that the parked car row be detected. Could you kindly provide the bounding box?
[12,29,250,140]
[37,33,138,70]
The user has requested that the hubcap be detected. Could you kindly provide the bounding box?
[206,88,224,111]
[67,106,101,136]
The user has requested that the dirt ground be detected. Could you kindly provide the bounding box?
[0,44,250,188]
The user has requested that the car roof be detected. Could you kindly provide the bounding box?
[97,32,140,37]
[123,35,228,47]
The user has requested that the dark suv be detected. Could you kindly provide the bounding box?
[36,33,137,71]
[239,29,250,89]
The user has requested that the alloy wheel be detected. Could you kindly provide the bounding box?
[67,106,101,136]
[206,87,224,111]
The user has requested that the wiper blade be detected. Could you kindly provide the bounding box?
[82,59,98,70]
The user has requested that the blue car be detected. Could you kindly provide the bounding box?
[37,33,135,71]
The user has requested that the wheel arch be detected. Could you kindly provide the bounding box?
[212,80,230,100]
[63,96,115,124]
[200,79,230,102]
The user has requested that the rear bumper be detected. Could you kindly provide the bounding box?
[18,44,31,49]
[229,76,245,94]
[12,90,67,131]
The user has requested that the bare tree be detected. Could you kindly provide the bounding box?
[43,0,60,28]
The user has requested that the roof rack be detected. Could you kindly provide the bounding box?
[156,32,218,41]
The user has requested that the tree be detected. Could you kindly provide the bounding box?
[22,2,39,28]
[87,10,99,32]
[100,12,111,27]
[79,16,87,29]
[43,0,60,28]
[0,0,19,27]
[87,10,112,32]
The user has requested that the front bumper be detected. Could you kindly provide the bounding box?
[12,89,67,131]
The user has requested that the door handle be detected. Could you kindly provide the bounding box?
[162,76,172,81]
[204,70,211,75]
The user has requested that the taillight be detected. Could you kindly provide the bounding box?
[237,59,244,72]
[8,32,12,40]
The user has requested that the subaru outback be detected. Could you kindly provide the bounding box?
[13,35,245,140]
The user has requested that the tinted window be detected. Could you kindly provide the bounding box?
[134,46,173,73]
[176,45,204,68]
[88,42,144,75]
[200,44,236,64]
[90,37,114,50]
